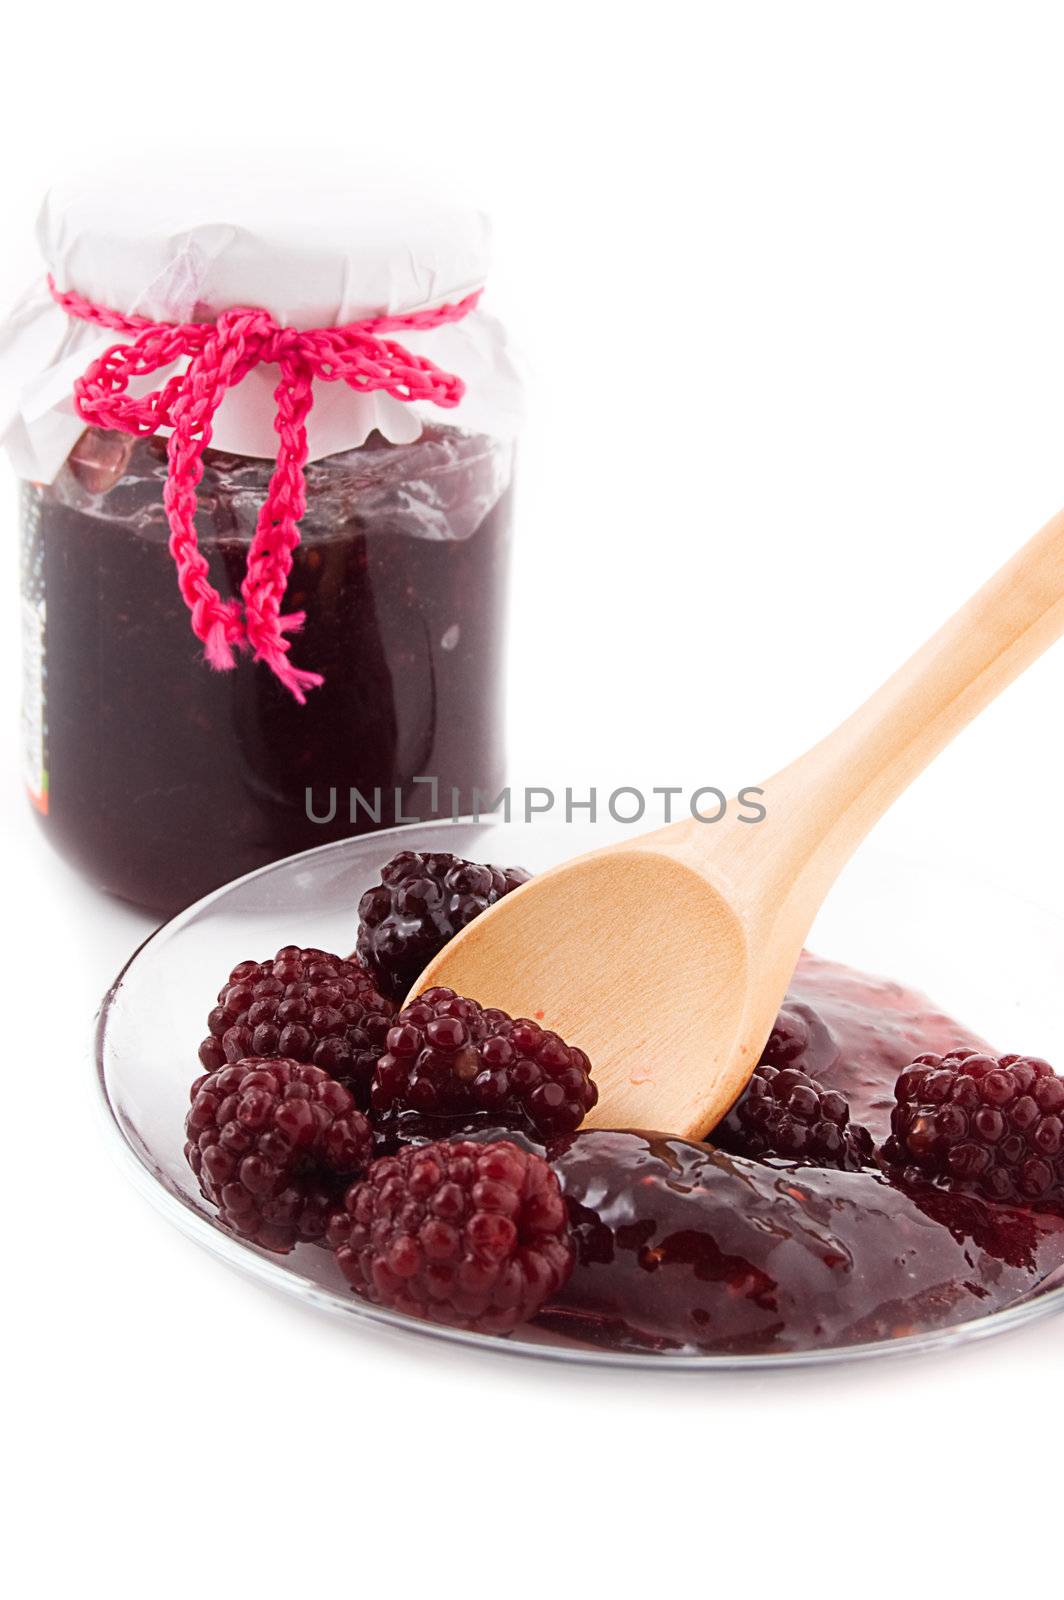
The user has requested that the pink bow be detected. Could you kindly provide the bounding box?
[49,276,480,700]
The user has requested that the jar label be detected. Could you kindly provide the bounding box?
[20,485,48,815]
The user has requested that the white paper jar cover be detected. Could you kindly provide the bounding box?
[0,176,525,481]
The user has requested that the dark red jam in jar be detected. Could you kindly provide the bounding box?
[8,181,520,911]
[23,424,513,910]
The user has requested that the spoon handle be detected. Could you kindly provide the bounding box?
[755,504,1064,902]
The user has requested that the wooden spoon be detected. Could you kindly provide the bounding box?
[412,508,1064,1140]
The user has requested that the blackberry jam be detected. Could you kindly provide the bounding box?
[540,1127,1064,1355]
[535,957,1064,1355]
[23,424,513,912]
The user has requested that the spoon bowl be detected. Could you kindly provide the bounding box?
[416,844,751,1134]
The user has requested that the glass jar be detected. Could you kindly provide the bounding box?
[7,180,521,912]
[21,423,513,910]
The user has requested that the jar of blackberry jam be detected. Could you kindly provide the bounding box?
[4,180,522,912]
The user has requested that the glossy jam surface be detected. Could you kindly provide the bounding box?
[25,426,513,912]
[540,1130,1064,1355]
[534,956,1064,1355]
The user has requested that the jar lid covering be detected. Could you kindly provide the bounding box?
[0,176,522,479]
[39,177,491,325]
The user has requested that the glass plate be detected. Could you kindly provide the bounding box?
[96,819,1064,1369]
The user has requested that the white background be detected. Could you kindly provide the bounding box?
[3,3,1063,1595]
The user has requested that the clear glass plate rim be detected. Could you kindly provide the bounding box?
[94,819,1064,1372]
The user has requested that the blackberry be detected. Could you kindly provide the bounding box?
[185,1058,374,1252]
[713,1062,875,1171]
[327,1139,573,1334]
[356,851,531,1002]
[371,987,598,1139]
[198,946,395,1107]
[882,1050,1064,1209]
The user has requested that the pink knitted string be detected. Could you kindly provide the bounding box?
[49,275,481,701]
